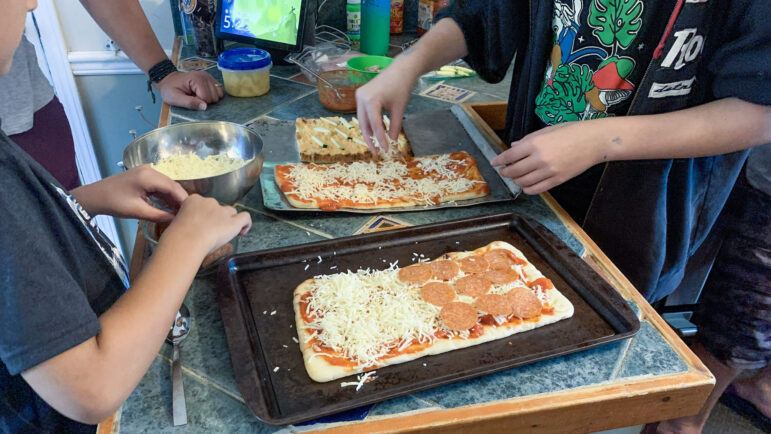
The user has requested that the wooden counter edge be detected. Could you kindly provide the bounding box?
[313,372,713,434]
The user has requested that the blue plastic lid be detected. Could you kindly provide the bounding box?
[217,48,272,71]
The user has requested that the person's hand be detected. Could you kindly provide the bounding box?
[491,119,615,195]
[355,65,415,154]
[71,165,188,220]
[155,70,224,110]
[162,194,252,256]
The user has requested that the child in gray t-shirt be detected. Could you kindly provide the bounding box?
[0,2,251,432]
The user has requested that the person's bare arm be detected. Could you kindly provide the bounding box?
[71,165,187,221]
[78,0,223,110]
[356,18,468,152]
[21,196,252,424]
[492,98,771,194]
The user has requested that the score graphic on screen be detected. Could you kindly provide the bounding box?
[219,0,302,46]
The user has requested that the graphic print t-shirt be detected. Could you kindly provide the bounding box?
[0,131,128,433]
[536,0,671,223]
[535,0,671,125]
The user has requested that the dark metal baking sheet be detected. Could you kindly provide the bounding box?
[216,212,640,425]
[254,110,516,213]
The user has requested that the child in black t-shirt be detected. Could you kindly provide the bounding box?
[356,1,771,304]
[356,3,770,432]
[0,2,252,432]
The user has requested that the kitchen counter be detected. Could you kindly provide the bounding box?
[103,38,713,434]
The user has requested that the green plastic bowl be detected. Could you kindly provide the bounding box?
[347,55,393,79]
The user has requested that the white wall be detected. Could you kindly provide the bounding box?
[54,0,174,52]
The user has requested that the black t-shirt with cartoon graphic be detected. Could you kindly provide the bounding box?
[536,0,671,125]
[0,131,128,433]
[535,0,671,222]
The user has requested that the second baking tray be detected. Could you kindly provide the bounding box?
[216,212,640,425]
[256,109,517,213]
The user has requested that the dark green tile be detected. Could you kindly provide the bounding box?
[237,177,268,210]
[368,395,434,417]
[121,357,280,433]
[170,76,315,124]
[413,61,513,102]
[403,93,454,113]
[395,195,585,256]
[270,64,302,78]
[245,118,301,163]
[266,92,453,122]
[158,278,240,397]
[237,206,329,252]
[619,320,688,379]
[628,299,642,319]
[413,339,627,408]
[269,210,376,239]
[266,91,346,120]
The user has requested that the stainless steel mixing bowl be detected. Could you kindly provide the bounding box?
[122,121,264,205]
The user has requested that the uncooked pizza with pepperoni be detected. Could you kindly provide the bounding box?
[293,241,574,382]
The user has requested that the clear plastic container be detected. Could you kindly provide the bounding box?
[217,48,272,97]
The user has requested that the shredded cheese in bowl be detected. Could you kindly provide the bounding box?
[151,153,249,180]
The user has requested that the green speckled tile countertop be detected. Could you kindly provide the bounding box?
[113,39,706,434]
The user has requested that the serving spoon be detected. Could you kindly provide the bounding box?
[166,304,191,426]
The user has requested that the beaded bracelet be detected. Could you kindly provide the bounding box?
[146,59,178,103]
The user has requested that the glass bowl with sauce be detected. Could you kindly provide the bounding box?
[317,70,369,113]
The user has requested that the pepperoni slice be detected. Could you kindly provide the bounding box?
[440,302,478,331]
[483,269,519,285]
[506,287,542,319]
[529,277,554,290]
[420,282,456,306]
[457,256,489,274]
[430,260,460,281]
[483,249,516,270]
[455,275,492,297]
[483,249,526,270]
[398,263,433,284]
[475,294,514,316]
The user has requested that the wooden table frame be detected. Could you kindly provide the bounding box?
[106,44,714,430]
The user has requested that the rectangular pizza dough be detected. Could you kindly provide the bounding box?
[293,241,574,382]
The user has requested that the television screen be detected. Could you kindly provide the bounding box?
[218,0,304,47]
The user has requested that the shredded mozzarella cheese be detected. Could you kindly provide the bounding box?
[304,268,441,367]
[151,153,248,180]
[340,371,377,391]
[283,155,483,206]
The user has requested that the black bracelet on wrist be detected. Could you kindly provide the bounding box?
[146,59,178,103]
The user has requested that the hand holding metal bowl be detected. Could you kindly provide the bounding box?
[122,121,264,205]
